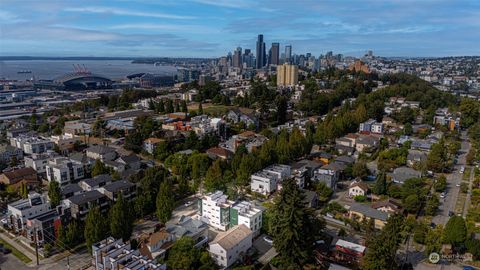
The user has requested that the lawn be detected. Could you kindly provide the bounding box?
[0,237,32,264]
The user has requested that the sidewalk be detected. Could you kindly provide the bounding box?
[0,230,37,266]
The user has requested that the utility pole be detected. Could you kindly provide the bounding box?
[34,227,39,265]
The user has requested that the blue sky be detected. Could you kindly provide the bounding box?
[0,0,479,57]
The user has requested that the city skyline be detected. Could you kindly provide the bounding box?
[1,0,480,57]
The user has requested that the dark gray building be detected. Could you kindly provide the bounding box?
[270,42,279,65]
[256,34,266,69]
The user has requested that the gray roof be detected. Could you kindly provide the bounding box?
[68,190,105,205]
[321,161,347,171]
[391,167,422,183]
[103,180,134,193]
[86,145,115,155]
[349,203,389,221]
[116,154,141,164]
[69,152,95,164]
[335,155,355,165]
[61,183,82,195]
[166,215,207,238]
[81,174,112,187]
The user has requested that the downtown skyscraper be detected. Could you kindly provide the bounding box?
[269,42,280,65]
[256,34,266,69]
[285,45,292,63]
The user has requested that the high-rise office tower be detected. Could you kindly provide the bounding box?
[256,34,266,69]
[233,47,242,68]
[285,45,292,63]
[277,63,298,87]
[269,43,279,65]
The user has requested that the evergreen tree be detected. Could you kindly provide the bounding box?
[84,207,108,253]
[91,159,109,176]
[198,102,203,114]
[157,99,165,113]
[156,181,174,224]
[48,181,62,207]
[363,214,405,270]
[175,102,181,112]
[204,159,224,192]
[166,99,174,113]
[181,100,188,113]
[276,95,288,125]
[373,171,387,195]
[271,178,320,267]
[110,194,134,241]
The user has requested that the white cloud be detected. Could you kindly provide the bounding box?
[191,0,252,8]
[64,6,195,20]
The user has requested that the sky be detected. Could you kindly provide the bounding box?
[0,0,479,58]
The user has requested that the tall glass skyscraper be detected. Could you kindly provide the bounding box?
[256,34,266,69]
[270,43,280,65]
[285,45,292,63]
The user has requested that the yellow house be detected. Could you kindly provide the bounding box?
[348,203,388,229]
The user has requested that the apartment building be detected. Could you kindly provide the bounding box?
[92,237,166,270]
[250,164,291,195]
[10,135,55,154]
[24,151,59,174]
[199,191,233,231]
[46,157,85,186]
[208,224,253,268]
[230,201,263,237]
[7,193,51,233]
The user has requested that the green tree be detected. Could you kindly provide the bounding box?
[314,182,333,203]
[352,161,369,179]
[425,225,443,255]
[427,140,447,173]
[91,159,109,176]
[363,214,405,270]
[48,181,62,208]
[276,95,288,125]
[198,102,203,114]
[84,207,108,253]
[270,179,321,267]
[204,159,225,192]
[110,194,134,241]
[167,237,200,270]
[434,175,447,192]
[156,181,174,224]
[403,194,421,213]
[443,216,467,247]
[425,194,440,216]
[373,171,388,195]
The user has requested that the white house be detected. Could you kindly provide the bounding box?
[348,181,369,198]
[208,224,253,269]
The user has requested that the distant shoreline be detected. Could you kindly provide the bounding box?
[0,56,216,61]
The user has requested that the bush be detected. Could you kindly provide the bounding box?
[354,195,367,202]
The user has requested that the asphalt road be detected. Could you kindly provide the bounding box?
[431,131,470,226]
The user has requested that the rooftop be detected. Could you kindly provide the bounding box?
[210,224,252,250]
[68,190,105,205]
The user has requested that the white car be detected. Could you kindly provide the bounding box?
[460,167,465,174]
[456,183,461,187]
